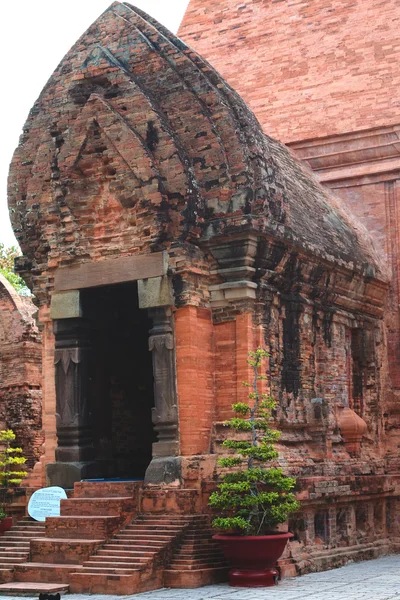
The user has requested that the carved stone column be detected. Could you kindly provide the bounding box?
[145,307,180,484]
[47,318,99,488]
[148,307,179,456]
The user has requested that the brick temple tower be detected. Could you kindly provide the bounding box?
[2,2,399,591]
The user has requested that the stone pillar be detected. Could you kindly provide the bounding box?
[145,307,180,484]
[139,294,181,484]
[148,308,179,456]
[136,276,181,483]
[46,292,99,488]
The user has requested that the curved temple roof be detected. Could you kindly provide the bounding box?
[8,2,387,282]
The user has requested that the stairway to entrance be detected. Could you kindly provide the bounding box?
[164,518,229,588]
[0,481,227,595]
[0,518,45,584]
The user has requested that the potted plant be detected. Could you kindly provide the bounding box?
[0,429,28,534]
[209,348,300,587]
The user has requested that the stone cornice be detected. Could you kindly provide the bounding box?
[204,232,388,318]
[288,123,400,184]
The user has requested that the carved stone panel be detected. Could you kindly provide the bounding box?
[53,318,95,463]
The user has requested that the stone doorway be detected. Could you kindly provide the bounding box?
[82,282,156,479]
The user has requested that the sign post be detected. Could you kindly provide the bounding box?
[28,486,67,522]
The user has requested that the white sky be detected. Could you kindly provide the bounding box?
[0,1,190,249]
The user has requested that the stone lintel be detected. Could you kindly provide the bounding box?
[50,290,82,320]
[138,275,174,309]
[54,252,167,292]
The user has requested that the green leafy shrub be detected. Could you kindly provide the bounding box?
[0,429,28,518]
[0,243,30,296]
[209,348,300,535]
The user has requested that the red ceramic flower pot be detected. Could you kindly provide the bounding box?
[213,532,293,587]
[0,517,13,535]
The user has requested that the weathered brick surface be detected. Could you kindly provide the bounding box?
[289,128,400,481]
[179,0,400,144]
[0,274,43,485]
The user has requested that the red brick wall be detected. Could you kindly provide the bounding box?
[179,0,400,143]
[175,306,215,455]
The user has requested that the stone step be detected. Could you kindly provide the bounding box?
[170,556,225,565]
[64,496,132,504]
[0,531,35,538]
[0,545,30,552]
[137,518,191,524]
[175,550,224,559]
[105,543,164,550]
[87,555,150,564]
[12,520,45,525]
[111,540,166,547]
[97,549,157,557]
[0,569,13,584]
[73,481,142,499]
[119,530,176,537]
[0,551,27,557]
[10,521,45,533]
[178,544,219,552]
[0,557,27,564]
[164,566,229,588]
[0,542,30,548]
[83,560,146,569]
[45,515,120,539]
[178,539,220,547]
[180,536,216,543]
[169,561,228,570]
[0,582,69,595]
[125,525,184,532]
[0,537,31,542]
[60,496,134,518]
[183,529,214,535]
[130,518,188,524]
[116,534,175,542]
[14,563,83,584]
[68,571,140,595]
[121,531,181,539]
[141,513,205,518]
[79,566,140,575]
[184,533,215,538]
[179,536,217,543]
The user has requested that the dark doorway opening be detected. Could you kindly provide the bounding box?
[82,282,155,479]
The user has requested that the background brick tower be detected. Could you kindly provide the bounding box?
[179,0,400,467]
